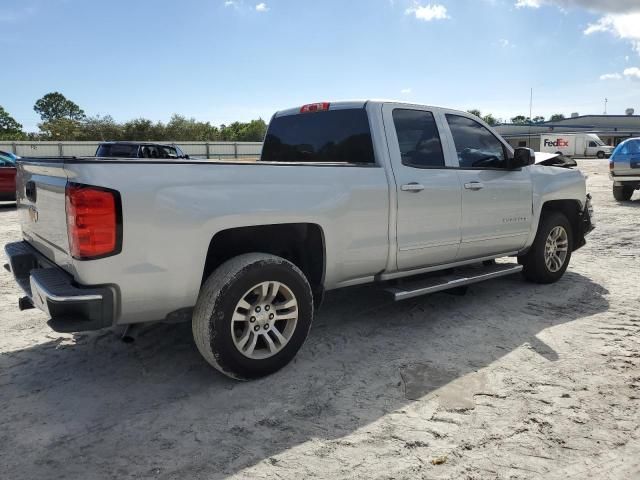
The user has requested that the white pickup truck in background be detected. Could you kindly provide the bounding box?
[5,100,594,380]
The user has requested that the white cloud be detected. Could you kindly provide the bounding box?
[405,3,449,21]
[599,72,622,80]
[224,0,236,6]
[584,12,640,56]
[400,88,412,94]
[623,67,640,79]
[515,0,541,8]
[255,2,269,12]
[499,38,514,48]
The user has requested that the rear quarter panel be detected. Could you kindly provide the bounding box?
[65,161,390,324]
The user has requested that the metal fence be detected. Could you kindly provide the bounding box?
[0,141,263,160]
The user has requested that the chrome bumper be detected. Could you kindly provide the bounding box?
[4,241,115,332]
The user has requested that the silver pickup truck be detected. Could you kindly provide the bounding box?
[5,100,594,380]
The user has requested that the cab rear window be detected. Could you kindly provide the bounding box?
[261,108,375,164]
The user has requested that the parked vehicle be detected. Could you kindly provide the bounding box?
[0,150,19,201]
[609,137,640,201]
[540,133,613,159]
[5,101,594,380]
[96,142,189,159]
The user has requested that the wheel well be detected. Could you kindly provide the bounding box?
[201,223,325,296]
[541,200,582,249]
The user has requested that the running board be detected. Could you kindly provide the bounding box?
[384,263,523,301]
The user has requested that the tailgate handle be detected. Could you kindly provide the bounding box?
[25,181,37,202]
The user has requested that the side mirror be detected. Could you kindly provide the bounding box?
[510,147,535,169]
[183,154,190,159]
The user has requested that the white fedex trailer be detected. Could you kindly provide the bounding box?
[540,133,613,158]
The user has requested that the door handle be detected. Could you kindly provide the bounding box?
[464,182,484,191]
[401,183,425,192]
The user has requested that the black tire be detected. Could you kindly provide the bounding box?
[192,253,314,380]
[613,185,633,201]
[518,211,573,284]
[597,151,605,159]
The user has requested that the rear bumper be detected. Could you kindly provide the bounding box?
[610,173,640,184]
[4,241,115,332]
[0,192,16,201]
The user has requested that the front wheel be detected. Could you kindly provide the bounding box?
[518,211,573,284]
[613,185,634,201]
[597,151,605,159]
[192,253,314,380]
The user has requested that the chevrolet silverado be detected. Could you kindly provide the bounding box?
[4,100,594,379]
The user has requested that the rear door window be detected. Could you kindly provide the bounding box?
[261,108,375,164]
[446,114,507,169]
[392,109,445,168]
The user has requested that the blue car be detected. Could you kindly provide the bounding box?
[610,138,640,201]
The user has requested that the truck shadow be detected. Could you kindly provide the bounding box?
[0,271,608,479]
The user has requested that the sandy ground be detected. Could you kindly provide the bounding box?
[0,160,639,480]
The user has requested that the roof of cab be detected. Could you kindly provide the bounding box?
[273,100,465,118]
[98,141,177,148]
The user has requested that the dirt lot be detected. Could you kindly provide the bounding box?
[1,160,639,480]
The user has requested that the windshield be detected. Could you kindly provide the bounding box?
[261,108,375,164]
[95,144,140,158]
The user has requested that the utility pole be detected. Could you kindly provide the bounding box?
[528,87,533,147]
[604,98,608,115]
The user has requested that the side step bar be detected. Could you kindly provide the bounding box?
[384,262,523,301]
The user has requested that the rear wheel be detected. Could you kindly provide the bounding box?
[192,253,314,380]
[613,185,634,201]
[519,211,572,284]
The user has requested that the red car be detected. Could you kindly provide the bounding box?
[0,150,18,201]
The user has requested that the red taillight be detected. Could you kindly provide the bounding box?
[300,102,330,113]
[66,184,121,259]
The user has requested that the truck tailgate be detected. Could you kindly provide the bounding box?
[16,159,72,268]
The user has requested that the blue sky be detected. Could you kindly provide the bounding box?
[1,0,639,131]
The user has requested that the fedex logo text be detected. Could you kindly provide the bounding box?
[544,139,569,148]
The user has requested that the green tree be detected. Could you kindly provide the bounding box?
[0,105,25,140]
[549,113,565,122]
[482,114,497,126]
[165,114,220,141]
[510,115,530,124]
[467,109,482,118]
[122,118,166,140]
[34,92,85,122]
[532,116,545,124]
[38,118,84,140]
[79,115,123,141]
